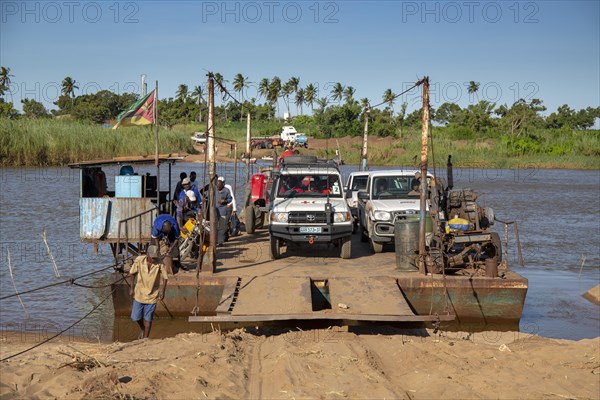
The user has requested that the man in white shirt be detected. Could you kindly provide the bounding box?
[217,176,240,238]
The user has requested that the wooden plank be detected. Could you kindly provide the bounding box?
[232,276,312,315]
[189,313,455,323]
[328,276,415,316]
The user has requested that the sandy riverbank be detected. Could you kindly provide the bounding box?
[1,327,598,399]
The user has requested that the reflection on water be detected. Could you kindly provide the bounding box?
[1,164,599,341]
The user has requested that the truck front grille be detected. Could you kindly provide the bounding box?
[288,211,330,223]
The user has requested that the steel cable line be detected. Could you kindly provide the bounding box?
[0,263,122,301]
[0,287,116,362]
[367,80,423,110]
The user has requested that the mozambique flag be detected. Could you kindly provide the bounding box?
[113,90,155,129]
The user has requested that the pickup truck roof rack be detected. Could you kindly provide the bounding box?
[280,155,340,168]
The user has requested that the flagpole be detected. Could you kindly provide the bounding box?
[155,81,160,210]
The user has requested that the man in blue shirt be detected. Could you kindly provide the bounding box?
[151,214,180,274]
[178,178,202,210]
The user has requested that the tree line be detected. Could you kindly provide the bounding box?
[1,67,598,137]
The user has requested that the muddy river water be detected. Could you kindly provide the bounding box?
[0,164,598,341]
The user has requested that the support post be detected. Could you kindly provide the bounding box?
[246,111,252,182]
[205,74,217,273]
[418,77,430,275]
[361,107,370,171]
[154,81,160,209]
[233,143,238,205]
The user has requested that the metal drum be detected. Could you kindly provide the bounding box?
[394,219,420,271]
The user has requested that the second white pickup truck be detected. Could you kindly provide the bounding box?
[357,169,432,253]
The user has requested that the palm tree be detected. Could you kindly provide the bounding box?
[191,85,205,122]
[382,88,396,118]
[176,84,189,101]
[289,76,300,92]
[305,83,316,113]
[468,81,480,101]
[62,76,78,107]
[317,97,328,111]
[331,82,344,105]
[295,88,305,115]
[268,76,282,119]
[0,66,14,102]
[213,73,228,120]
[343,86,355,105]
[258,78,270,102]
[360,98,370,109]
[233,73,250,119]
[61,76,78,98]
[282,80,294,118]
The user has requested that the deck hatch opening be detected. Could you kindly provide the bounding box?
[311,279,332,311]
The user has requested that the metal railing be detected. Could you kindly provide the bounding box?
[116,206,159,266]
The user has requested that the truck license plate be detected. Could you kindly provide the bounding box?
[300,227,322,233]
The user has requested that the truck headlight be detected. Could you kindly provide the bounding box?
[374,211,391,221]
[270,212,288,223]
[334,212,352,222]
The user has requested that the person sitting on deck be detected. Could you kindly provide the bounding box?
[129,244,168,339]
[151,214,180,275]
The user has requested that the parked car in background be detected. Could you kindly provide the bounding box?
[191,132,207,144]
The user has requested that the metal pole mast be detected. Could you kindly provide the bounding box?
[154,81,160,209]
[418,77,430,275]
[205,74,217,273]
[361,107,370,171]
[246,111,252,182]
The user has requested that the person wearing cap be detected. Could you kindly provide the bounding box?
[129,245,168,339]
[178,177,202,209]
[151,214,180,275]
[215,177,232,246]
[176,189,200,228]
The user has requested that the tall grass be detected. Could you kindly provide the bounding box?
[1,118,598,169]
[0,119,196,166]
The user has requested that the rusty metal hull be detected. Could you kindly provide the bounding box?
[112,231,527,323]
[397,272,528,323]
[112,270,527,323]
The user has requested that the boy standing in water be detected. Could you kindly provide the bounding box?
[129,245,168,339]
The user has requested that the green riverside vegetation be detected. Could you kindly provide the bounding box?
[1,118,598,169]
[0,69,598,168]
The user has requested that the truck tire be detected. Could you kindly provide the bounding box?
[360,223,368,242]
[270,236,281,260]
[370,238,383,253]
[245,205,255,234]
[340,236,352,259]
[267,142,273,149]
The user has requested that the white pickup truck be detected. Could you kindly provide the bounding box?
[268,156,353,259]
[357,169,432,253]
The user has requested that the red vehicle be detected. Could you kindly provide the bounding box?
[244,167,276,233]
[251,137,284,150]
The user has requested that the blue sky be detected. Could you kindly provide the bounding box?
[1,0,599,118]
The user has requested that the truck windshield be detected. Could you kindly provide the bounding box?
[351,176,368,191]
[277,174,342,198]
[371,176,417,199]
